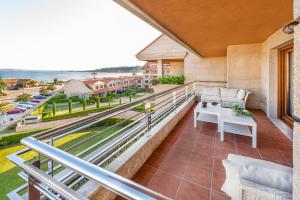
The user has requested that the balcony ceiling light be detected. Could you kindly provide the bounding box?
[283,18,300,34]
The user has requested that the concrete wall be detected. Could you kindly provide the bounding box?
[169,61,184,76]
[227,44,262,109]
[184,52,227,83]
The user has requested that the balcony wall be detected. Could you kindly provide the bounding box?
[89,98,196,200]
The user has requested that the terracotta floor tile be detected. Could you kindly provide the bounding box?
[214,147,236,159]
[175,180,210,200]
[213,157,225,173]
[133,164,156,185]
[183,163,212,188]
[190,152,213,169]
[147,170,181,199]
[210,190,230,200]
[212,170,226,191]
[193,143,215,156]
[258,147,288,163]
[145,152,166,168]
[158,159,188,177]
[130,105,292,199]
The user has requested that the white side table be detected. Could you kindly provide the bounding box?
[220,109,257,148]
[194,102,221,131]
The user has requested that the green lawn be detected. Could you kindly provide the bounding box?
[0,125,122,199]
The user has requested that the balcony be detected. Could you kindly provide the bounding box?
[129,106,292,200]
[6,81,292,200]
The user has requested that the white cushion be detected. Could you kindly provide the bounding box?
[237,89,246,100]
[203,87,220,96]
[222,154,293,199]
[220,88,238,98]
[228,154,292,173]
[201,95,221,102]
[221,97,243,104]
[221,159,243,199]
[240,165,293,193]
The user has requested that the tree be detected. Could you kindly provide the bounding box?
[68,99,72,113]
[91,72,97,79]
[96,97,100,108]
[16,93,32,102]
[0,77,6,93]
[39,87,49,95]
[47,84,56,91]
[53,78,58,85]
[26,80,39,87]
[52,102,56,116]
[82,99,86,110]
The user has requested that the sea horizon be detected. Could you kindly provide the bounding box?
[0,69,137,83]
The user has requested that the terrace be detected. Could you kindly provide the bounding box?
[6,0,300,199]
[6,81,293,200]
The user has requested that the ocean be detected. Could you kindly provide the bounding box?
[0,70,135,82]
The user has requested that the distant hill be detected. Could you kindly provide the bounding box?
[90,66,142,73]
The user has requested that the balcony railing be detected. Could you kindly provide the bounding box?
[7,80,226,200]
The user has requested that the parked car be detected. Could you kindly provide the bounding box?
[31,99,42,103]
[7,108,26,114]
[33,95,46,99]
[8,86,18,90]
[41,93,52,97]
[16,103,34,109]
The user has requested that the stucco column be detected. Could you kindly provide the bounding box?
[293,0,300,198]
[157,59,163,77]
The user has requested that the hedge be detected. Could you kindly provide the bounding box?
[0,128,50,146]
[157,75,185,85]
[91,117,135,127]
[42,105,117,121]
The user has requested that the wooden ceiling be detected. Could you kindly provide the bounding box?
[122,0,293,57]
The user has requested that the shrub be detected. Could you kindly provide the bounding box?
[16,93,32,102]
[0,128,50,146]
[100,97,109,102]
[42,106,117,121]
[157,75,185,85]
[91,117,135,127]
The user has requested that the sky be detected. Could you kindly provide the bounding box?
[0,0,161,71]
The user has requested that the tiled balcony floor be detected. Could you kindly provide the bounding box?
[130,104,293,200]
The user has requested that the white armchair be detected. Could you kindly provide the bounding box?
[222,154,292,200]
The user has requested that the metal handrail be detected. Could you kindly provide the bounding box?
[7,80,227,200]
[21,137,172,200]
[33,80,226,140]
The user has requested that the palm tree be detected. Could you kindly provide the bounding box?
[91,71,97,79]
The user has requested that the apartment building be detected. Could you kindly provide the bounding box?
[138,35,185,88]
[63,76,143,98]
